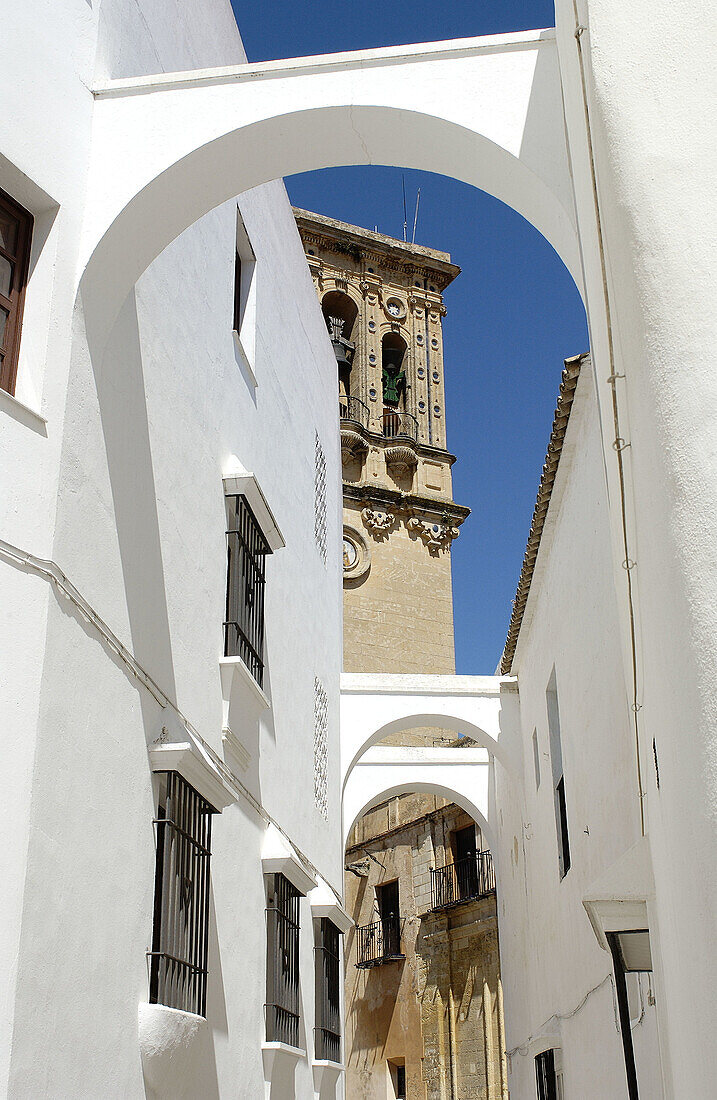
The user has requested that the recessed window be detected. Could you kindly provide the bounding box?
[224,494,269,686]
[388,1061,407,1098]
[0,187,33,396]
[149,772,215,1016]
[233,208,256,372]
[547,669,571,878]
[532,729,541,788]
[535,1048,563,1100]
[314,918,341,1062]
[266,873,301,1048]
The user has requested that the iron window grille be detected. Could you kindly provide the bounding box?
[224,494,269,686]
[266,873,301,1048]
[314,918,341,1062]
[149,771,214,1016]
[0,187,33,396]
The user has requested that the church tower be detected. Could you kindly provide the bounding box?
[296,210,504,1100]
[294,209,469,685]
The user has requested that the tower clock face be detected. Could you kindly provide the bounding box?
[385,298,404,319]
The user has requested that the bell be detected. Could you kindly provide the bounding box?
[331,337,354,373]
[327,314,355,372]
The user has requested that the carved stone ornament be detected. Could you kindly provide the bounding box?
[385,443,418,477]
[361,506,398,539]
[407,516,460,552]
[340,427,368,466]
[343,525,371,580]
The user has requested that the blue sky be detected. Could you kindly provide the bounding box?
[231,1,588,673]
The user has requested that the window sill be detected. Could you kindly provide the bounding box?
[313,1059,344,1091]
[262,1042,306,1059]
[0,385,47,434]
[233,328,257,388]
[220,654,270,711]
[138,1003,209,1097]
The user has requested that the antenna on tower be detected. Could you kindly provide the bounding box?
[402,174,408,242]
[412,188,421,244]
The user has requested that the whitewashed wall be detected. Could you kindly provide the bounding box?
[0,2,343,1097]
[496,365,662,1098]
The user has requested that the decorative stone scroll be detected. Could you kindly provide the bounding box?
[361,506,397,539]
[407,515,460,552]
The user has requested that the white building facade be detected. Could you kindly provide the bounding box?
[1,3,347,1098]
[2,0,717,1098]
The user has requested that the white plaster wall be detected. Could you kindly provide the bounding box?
[497,366,651,1097]
[555,2,717,1090]
[2,1,343,1097]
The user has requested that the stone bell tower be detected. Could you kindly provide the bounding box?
[294,209,469,686]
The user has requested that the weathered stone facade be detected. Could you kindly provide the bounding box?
[345,800,507,1099]
[296,210,504,1099]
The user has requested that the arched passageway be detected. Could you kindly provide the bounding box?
[340,671,520,785]
[80,31,581,353]
[343,747,495,850]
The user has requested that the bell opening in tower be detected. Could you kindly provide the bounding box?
[321,290,357,403]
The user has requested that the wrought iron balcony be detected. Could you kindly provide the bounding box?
[355,916,404,968]
[430,850,496,911]
[339,395,370,430]
[382,408,418,443]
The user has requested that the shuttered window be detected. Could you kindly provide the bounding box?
[0,188,33,395]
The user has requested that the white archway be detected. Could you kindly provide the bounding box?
[343,746,494,850]
[340,672,520,786]
[80,31,580,354]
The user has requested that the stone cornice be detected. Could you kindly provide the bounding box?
[294,208,460,290]
[343,482,470,526]
[500,353,586,675]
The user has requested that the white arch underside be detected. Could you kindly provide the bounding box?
[81,34,580,353]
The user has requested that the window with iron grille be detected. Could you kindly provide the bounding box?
[149,771,214,1016]
[0,187,33,396]
[314,918,341,1062]
[266,873,301,1048]
[224,494,269,686]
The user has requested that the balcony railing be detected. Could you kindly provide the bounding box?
[339,395,370,430]
[430,850,496,911]
[382,408,418,442]
[355,916,404,968]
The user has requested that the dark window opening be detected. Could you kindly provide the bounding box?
[357,880,404,967]
[391,1060,409,1095]
[149,771,214,1016]
[315,918,341,1063]
[266,873,301,1048]
[547,670,571,878]
[535,1049,558,1100]
[453,824,479,899]
[224,494,269,686]
[0,187,33,396]
[233,250,242,333]
[556,775,571,876]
